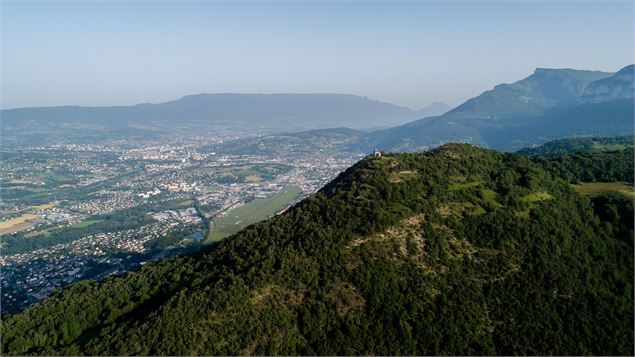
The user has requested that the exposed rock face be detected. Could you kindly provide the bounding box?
[581,65,635,103]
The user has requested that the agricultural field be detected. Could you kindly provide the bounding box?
[30,203,55,210]
[206,186,302,242]
[69,219,104,229]
[0,214,39,235]
[192,163,291,184]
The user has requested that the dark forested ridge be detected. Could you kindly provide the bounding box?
[2,144,633,356]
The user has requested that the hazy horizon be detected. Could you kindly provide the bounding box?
[1,90,452,111]
[2,1,633,110]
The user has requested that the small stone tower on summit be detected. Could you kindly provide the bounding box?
[373,149,382,158]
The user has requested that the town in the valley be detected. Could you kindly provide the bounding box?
[0,133,363,315]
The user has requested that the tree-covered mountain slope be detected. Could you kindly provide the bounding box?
[517,136,634,184]
[2,144,633,356]
[517,135,634,157]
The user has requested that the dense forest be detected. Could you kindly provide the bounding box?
[517,135,633,157]
[516,136,634,184]
[2,142,633,355]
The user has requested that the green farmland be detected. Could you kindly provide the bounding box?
[205,186,302,243]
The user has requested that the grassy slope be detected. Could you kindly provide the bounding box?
[573,182,634,199]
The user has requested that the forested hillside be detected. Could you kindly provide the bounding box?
[517,136,633,157]
[517,136,634,184]
[2,144,633,356]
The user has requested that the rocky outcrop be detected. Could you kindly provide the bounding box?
[581,65,634,103]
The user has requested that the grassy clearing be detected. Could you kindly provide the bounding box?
[514,191,553,218]
[176,200,194,208]
[591,143,630,152]
[515,191,554,218]
[464,202,487,216]
[480,188,502,208]
[206,186,302,243]
[444,202,486,217]
[520,191,553,203]
[31,203,55,210]
[449,181,482,191]
[70,219,104,228]
[24,230,50,238]
[573,182,634,199]
[388,171,419,183]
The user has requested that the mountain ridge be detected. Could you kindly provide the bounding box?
[0,93,422,131]
[3,65,632,151]
[442,67,613,121]
[357,65,633,152]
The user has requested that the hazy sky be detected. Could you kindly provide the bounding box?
[1,1,633,110]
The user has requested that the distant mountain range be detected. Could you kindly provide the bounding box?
[221,65,633,155]
[189,65,635,154]
[445,68,612,120]
[2,65,632,150]
[0,93,446,147]
[0,94,424,141]
[355,65,634,151]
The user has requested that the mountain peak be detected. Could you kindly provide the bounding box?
[580,64,634,103]
[615,64,634,75]
[533,67,565,75]
[530,68,615,87]
[532,67,613,77]
[442,67,614,121]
